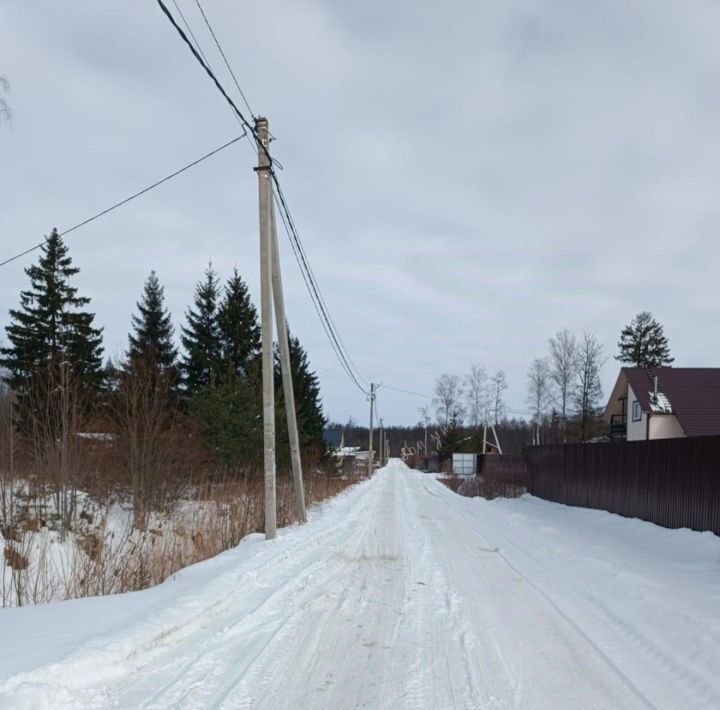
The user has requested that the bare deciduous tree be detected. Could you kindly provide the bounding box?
[548,328,578,437]
[0,381,17,539]
[526,358,551,444]
[26,361,91,540]
[112,355,176,528]
[526,358,551,422]
[433,374,464,425]
[464,364,489,429]
[574,333,606,441]
[490,370,508,425]
[0,76,11,124]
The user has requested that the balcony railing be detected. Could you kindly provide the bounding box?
[609,414,627,440]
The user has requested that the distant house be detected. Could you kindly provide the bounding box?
[322,428,344,452]
[603,367,720,441]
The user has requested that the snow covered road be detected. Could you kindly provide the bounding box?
[1,459,718,709]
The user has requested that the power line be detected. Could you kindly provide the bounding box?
[156,2,276,184]
[273,191,368,395]
[156,0,254,135]
[273,194,362,392]
[381,384,432,399]
[0,135,245,269]
[172,0,249,134]
[156,0,370,395]
[276,184,368,385]
[192,0,255,119]
[170,0,212,70]
[272,183,369,390]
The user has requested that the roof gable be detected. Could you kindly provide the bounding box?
[621,368,720,437]
[624,368,654,412]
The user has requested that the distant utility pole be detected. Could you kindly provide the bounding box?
[368,383,376,475]
[255,116,306,538]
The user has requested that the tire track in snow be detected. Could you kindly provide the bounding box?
[112,478,382,708]
[417,475,668,710]
[413,472,653,710]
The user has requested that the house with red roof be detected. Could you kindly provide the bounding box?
[603,368,720,441]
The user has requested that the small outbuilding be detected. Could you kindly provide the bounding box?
[322,428,344,452]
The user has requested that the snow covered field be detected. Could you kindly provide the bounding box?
[0,459,718,709]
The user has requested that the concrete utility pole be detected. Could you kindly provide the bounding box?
[255,116,308,536]
[270,207,306,522]
[256,116,277,539]
[368,383,376,475]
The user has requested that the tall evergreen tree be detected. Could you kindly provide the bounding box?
[616,311,674,368]
[0,228,103,395]
[217,268,260,378]
[188,271,263,472]
[128,271,177,371]
[436,415,465,461]
[275,332,325,465]
[181,264,222,393]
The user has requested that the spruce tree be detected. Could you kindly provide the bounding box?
[128,271,177,371]
[275,332,325,465]
[217,268,260,378]
[190,363,263,472]
[616,311,674,368]
[189,271,262,471]
[0,228,103,396]
[437,415,465,461]
[181,264,222,393]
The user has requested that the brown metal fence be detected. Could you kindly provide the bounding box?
[527,437,720,534]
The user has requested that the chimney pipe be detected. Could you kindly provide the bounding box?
[654,376,658,397]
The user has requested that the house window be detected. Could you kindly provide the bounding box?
[632,400,641,422]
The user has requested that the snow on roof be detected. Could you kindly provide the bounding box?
[648,391,672,414]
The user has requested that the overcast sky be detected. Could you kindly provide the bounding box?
[2,0,720,426]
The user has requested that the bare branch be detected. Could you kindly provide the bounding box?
[0,76,12,124]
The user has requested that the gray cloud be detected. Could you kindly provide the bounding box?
[2,0,719,425]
